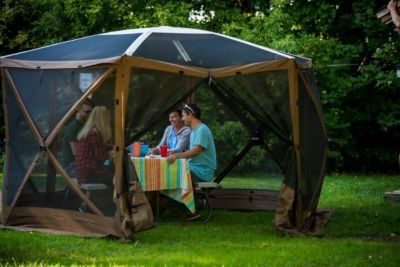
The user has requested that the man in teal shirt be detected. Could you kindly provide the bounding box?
[167,103,216,182]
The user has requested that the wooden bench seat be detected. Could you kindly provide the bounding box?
[193,181,218,223]
[194,182,218,190]
[80,183,108,191]
[384,190,400,202]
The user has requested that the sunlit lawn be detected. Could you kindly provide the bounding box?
[0,173,399,266]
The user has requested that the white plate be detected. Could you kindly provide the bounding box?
[145,155,161,158]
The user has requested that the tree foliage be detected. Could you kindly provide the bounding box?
[1,0,399,173]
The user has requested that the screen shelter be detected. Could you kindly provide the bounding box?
[0,26,328,238]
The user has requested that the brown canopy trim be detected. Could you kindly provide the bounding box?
[0,56,121,69]
[5,207,122,238]
[1,69,11,219]
[122,56,209,78]
[296,61,313,70]
[211,59,291,78]
[0,55,312,77]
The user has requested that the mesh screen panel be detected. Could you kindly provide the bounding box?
[298,77,326,211]
[14,151,115,216]
[218,71,291,142]
[9,68,108,138]
[261,130,294,187]
[134,33,284,68]
[5,67,116,215]
[52,74,116,214]
[6,34,140,61]
[198,75,290,185]
[195,83,245,175]
[301,69,322,112]
[4,81,39,206]
[125,68,203,143]
[15,153,58,207]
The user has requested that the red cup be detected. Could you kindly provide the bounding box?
[160,145,168,157]
[132,142,141,157]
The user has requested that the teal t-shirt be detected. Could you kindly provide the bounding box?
[188,123,217,182]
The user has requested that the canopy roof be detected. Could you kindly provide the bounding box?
[0,26,326,239]
[2,26,311,69]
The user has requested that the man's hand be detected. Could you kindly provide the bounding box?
[167,153,178,164]
[167,145,204,164]
[150,147,158,155]
[389,1,397,12]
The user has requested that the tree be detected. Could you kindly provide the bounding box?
[1,0,399,173]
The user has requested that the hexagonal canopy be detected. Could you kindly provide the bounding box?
[0,26,327,238]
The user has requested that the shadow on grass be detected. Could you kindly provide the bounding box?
[324,202,400,242]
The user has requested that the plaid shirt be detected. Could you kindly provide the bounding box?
[75,128,113,184]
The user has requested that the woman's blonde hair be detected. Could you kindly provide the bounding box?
[77,106,112,143]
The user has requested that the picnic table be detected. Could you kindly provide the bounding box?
[130,156,195,214]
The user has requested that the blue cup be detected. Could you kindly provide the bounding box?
[129,144,133,154]
[140,144,149,156]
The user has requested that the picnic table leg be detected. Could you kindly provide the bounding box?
[156,191,160,222]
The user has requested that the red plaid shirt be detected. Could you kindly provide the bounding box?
[74,128,113,184]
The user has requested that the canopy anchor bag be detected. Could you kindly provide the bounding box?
[118,151,154,239]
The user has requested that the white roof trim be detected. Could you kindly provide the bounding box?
[104,26,309,61]
[124,32,151,56]
[213,32,294,59]
[101,26,211,35]
[2,26,311,63]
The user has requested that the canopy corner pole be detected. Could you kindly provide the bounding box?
[114,64,130,195]
[1,68,11,222]
[288,59,303,228]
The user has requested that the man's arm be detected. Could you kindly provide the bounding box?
[167,145,203,163]
[168,127,191,154]
[151,126,171,154]
[69,142,77,156]
[389,1,400,28]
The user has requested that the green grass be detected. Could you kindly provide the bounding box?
[1,174,400,266]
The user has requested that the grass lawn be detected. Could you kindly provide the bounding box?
[0,173,399,266]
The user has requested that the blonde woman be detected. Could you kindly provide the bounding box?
[74,106,114,186]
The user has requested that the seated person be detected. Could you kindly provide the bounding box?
[75,106,114,187]
[167,104,217,183]
[150,107,191,155]
[60,99,93,178]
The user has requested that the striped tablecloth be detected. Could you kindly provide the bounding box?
[131,157,195,213]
